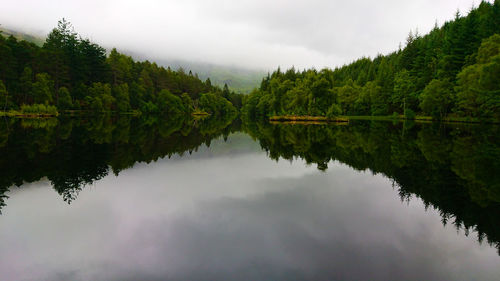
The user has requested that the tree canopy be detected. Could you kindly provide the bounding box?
[242,0,500,122]
[0,19,244,116]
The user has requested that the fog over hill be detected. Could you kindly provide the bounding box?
[128,53,266,93]
[0,0,480,70]
[0,26,265,93]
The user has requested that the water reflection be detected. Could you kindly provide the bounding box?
[0,117,499,280]
[0,114,238,207]
[242,120,500,253]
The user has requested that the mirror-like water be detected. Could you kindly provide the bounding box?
[0,116,499,281]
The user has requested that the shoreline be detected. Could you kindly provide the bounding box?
[269,116,349,123]
[268,115,499,124]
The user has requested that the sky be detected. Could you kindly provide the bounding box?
[0,0,483,70]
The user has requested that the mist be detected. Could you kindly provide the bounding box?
[0,0,480,70]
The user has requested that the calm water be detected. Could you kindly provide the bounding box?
[0,116,499,281]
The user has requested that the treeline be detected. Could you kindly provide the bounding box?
[242,1,500,121]
[0,19,242,115]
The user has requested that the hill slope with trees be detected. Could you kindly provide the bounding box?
[242,1,500,122]
[0,19,242,116]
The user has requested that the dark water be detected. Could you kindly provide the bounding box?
[0,116,499,281]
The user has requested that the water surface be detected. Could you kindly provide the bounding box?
[0,116,499,281]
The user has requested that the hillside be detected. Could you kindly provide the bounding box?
[0,27,263,93]
[0,27,44,46]
[242,0,500,122]
[0,19,243,116]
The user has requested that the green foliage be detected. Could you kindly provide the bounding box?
[404,108,416,119]
[114,83,131,112]
[476,33,500,64]
[392,69,417,113]
[362,81,385,116]
[0,80,13,110]
[32,73,54,105]
[157,89,185,115]
[0,19,242,115]
[242,3,500,122]
[57,87,73,109]
[199,92,237,116]
[108,48,133,85]
[20,103,58,115]
[419,79,453,119]
[42,18,108,90]
[180,93,194,113]
[336,82,360,115]
[140,101,159,114]
[19,67,33,104]
[326,104,342,118]
[456,34,500,119]
[90,97,103,112]
[87,83,114,111]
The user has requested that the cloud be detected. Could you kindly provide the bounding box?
[0,0,481,70]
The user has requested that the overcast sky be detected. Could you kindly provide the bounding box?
[0,0,482,70]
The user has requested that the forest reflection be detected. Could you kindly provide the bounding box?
[0,114,239,207]
[242,120,500,254]
[0,116,499,254]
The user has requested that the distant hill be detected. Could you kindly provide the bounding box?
[150,58,266,93]
[0,26,264,93]
[0,26,44,46]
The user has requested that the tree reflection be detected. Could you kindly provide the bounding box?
[243,120,500,253]
[0,114,239,207]
[0,117,498,254]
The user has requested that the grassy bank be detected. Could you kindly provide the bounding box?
[345,115,497,124]
[1,109,212,118]
[268,115,498,125]
[0,110,58,118]
[0,109,144,118]
[62,110,142,116]
[269,116,349,123]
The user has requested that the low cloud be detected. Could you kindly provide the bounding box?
[0,0,480,70]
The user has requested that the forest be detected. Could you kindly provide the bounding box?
[1,2,499,121]
[242,1,500,122]
[0,19,242,116]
